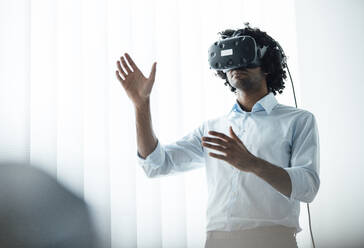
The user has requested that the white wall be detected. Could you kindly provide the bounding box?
[295,0,364,247]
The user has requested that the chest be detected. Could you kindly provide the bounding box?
[204,115,292,168]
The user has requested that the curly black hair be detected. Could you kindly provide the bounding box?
[215,23,287,95]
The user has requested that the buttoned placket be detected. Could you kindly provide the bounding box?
[226,111,250,228]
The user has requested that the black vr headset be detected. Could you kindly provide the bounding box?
[208,35,268,73]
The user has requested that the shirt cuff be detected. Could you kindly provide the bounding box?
[137,140,165,168]
[284,167,300,201]
[287,166,320,203]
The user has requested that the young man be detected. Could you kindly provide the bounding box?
[116,24,320,248]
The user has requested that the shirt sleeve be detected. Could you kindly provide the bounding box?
[137,124,205,178]
[285,112,320,203]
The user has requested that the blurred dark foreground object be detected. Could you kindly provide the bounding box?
[0,162,97,248]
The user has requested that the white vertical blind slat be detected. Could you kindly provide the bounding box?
[56,0,84,197]
[30,0,58,177]
[107,0,138,246]
[0,0,30,164]
[81,0,111,247]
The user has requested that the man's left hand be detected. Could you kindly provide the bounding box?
[201,126,258,173]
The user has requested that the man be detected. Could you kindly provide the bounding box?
[115,24,320,248]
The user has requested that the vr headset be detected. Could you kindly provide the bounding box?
[208,35,268,73]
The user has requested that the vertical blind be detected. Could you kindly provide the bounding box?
[0,0,307,247]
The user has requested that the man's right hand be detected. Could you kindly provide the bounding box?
[116,53,157,108]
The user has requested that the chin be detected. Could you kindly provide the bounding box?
[237,84,257,92]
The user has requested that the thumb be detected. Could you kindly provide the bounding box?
[229,126,243,144]
[148,62,157,82]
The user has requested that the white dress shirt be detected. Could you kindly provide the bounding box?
[137,92,320,233]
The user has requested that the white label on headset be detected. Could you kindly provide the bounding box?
[221,49,233,56]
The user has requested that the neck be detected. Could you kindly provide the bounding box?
[236,88,269,112]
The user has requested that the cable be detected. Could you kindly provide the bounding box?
[286,63,316,248]
[307,203,316,248]
[286,65,297,109]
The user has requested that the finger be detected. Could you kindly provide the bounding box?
[117,61,127,78]
[208,152,227,161]
[208,130,232,142]
[121,56,132,74]
[124,53,140,72]
[202,137,228,147]
[229,126,240,141]
[202,142,226,152]
[115,70,125,82]
[149,62,157,81]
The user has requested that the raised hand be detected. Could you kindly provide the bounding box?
[116,53,157,108]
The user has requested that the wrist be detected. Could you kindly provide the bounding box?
[249,156,264,175]
[134,98,150,111]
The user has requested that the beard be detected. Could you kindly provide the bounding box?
[237,77,256,91]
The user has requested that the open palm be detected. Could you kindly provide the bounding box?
[116,53,157,107]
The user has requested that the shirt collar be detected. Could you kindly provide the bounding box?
[229,92,278,116]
